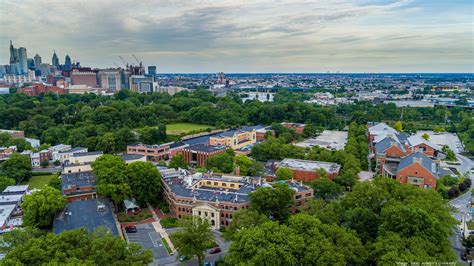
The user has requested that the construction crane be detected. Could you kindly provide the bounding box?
[132,54,141,65]
[118,56,127,66]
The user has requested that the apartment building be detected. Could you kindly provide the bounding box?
[274,158,341,182]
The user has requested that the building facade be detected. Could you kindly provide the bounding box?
[182,144,227,167]
[275,158,341,182]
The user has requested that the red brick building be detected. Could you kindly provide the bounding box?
[71,69,98,87]
[395,152,438,189]
[61,172,97,202]
[281,123,306,134]
[182,144,228,167]
[275,158,341,182]
[127,143,171,161]
[18,83,67,96]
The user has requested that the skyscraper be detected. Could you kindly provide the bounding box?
[34,54,42,70]
[9,40,18,64]
[148,66,157,76]
[52,50,60,68]
[64,55,72,71]
[18,47,28,74]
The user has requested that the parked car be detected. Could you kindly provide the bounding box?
[125,225,137,233]
[179,256,188,262]
[461,251,468,261]
[204,262,212,266]
[209,247,221,254]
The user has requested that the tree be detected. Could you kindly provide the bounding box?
[223,209,268,240]
[21,186,66,228]
[394,121,403,132]
[40,160,49,168]
[0,176,15,191]
[442,145,456,161]
[1,227,153,265]
[334,169,359,190]
[91,155,130,208]
[138,125,166,145]
[169,153,188,169]
[224,221,304,266]
[205,150,234,173]
[96,132,117,154]
[0,153,32,183]
[172,217,215,266]
[249,184,295,223]
[234,155,263,176]
[310,178,343,202]
[420,133,430,141]
[276,167,293,180]
[126,162,162,206]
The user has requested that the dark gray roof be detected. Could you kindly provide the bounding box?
[397,152,436,176]
[72,151,103,157]
[185,144,227,153]
[53,198,119,236]
[169,141,187,149]
[121,154,145,161]
[375,137,406,154]
[212,125,263,139]
[396,132,410,145]
[61,171,96,194]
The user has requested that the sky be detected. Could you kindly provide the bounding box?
[0,0,473,73]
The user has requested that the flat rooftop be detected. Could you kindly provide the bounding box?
[294,130,348,150]
[277,158,341,173]
[61,171,96,193]
[53,198,119,236]
[3,185,28,194]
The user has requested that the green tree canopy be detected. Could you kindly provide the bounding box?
[249,184,295,223]
[21,186,66,228]
[171,217,215,266]
[275,167,293,180]
[169,153,188,169]
[126,161,162,206]
[0,153,32,183]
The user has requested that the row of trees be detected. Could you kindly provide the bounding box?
[1,89,470,154]
[222,178,457,265]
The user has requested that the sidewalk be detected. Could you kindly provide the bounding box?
[147,204,177,254]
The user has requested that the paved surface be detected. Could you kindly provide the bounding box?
[415,131,464,153]
[448,152,473,264]
[125,223,170,261]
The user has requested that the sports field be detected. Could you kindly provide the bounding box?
[166,123,214,135]
[24,174,57,189]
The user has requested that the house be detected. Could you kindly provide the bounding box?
[274,158,341,182]
[49,144,72,162]
[396,152,439,189]
[60,171,97,202]
[69,151,103,165]
[53,198,119,236]
[58,147,88,165]
[182,144,228,167]
[30,152,40,167]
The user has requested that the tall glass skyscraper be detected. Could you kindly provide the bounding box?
[18,47,28,74]
[52,50,60,68]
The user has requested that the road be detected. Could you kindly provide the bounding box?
[32,166,62,173]
[448,152,473,264]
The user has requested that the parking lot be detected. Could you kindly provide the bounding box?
[125,223,170,261]
[415,131,464,153]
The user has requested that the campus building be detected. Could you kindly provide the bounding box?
[370,122,448,189]
[209,126,259,150]
[60,171,97,202]
[275,158,341,182]
[182,144,228,167]
[161,171,313,229]
[281,122,306,134]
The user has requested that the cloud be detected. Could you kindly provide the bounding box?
[0,0,472,72]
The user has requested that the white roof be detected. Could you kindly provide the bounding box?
[0,204,16,226]
[0,194,23,204]
[407,135,441,150]
[3,185,29,194]
[373,131,399,144]
[368,123,398,135]
[277,158,341,173]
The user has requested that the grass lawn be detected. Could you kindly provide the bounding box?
[166,123,214,135]
[23,174,57,189]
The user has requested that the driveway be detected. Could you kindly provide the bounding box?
[125,223,171,261]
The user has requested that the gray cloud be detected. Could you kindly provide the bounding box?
[0,0,472,72]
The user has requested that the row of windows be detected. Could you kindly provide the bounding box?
[198,211,215,218]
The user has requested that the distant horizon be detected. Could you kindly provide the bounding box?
[1,0,473,72]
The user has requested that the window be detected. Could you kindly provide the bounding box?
[211,213,214,218]
[222,183,227,187]
[230,184,235,188]
[207,181,211,185]
[214,182,218,185]
[198,211,201,216]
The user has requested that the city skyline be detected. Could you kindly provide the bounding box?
[1,0,473,73]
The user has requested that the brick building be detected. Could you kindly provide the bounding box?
[61,171,97,202]
[281,122,306,134]
[275,158,341,182]
[395,152,439,189]
[0,129,24,138]
[161,171,313,229]
[71,69,98,87]
[182,144,227,167]
[127,143,171,161]
[18,83,67,96]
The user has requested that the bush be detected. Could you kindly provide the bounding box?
[117,209,153,223]
[160,217,178,228]
[447,187,460,199]
[157,201,169,213]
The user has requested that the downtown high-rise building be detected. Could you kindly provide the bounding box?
[52,50,60,68]
[64,55,72,70]
[8,41,28,74]
[34,54,42,70]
